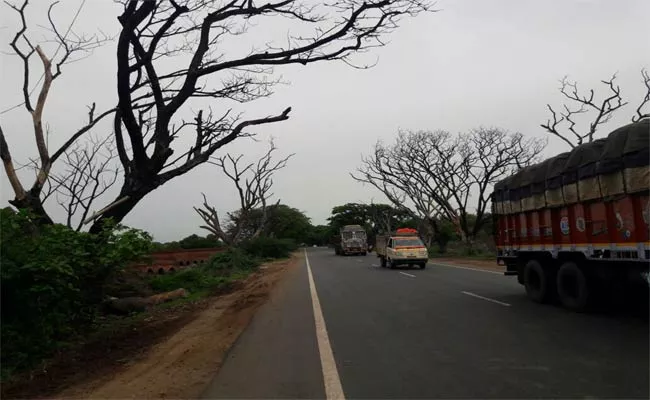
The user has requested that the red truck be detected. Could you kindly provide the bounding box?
[491,120,649,312]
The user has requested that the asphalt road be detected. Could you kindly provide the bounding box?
[202,248,649,399]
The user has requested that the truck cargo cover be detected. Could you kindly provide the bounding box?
[493,120,649,194]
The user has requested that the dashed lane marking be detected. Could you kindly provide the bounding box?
[461,291,511,307]
[399,272,416,278]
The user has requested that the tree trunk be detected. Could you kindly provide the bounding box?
[88,173,159,233]
[8,189,53,226]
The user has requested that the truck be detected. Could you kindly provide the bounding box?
[375,228,429,269]
[491,120,649,312]
[334,225,368,256]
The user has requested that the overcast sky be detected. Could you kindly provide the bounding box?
[1,0,649,241]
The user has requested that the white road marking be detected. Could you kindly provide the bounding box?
[371,264,380,268]
[399,272,416,278]
[429,261,502,275]
[305,250,345,400]
[461,291,511,307]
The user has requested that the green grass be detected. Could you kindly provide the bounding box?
[147,247,260,299]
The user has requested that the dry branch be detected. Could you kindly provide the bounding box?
[352,128,544,242]
[542,69,650,147]
[194,140,292,245]
[1,0,114,224]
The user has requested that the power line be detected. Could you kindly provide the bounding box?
[0,0,87,116]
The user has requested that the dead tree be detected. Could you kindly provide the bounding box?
[351,130,456,247]
[0,0,113,224]
[458,127,543,240]
[633,69,650,123]
[79,0,432,233]
[194,141,292,245]
[41,136,120,231]
[353,128,543,244]
[541,69,650,148]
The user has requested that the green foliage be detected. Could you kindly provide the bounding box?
[208,247,260,270]
[239,236,297,259]
[327,203,415,246]
[148,248,259,294]
[151,234,223,251]
[0,208,152,378]
[228,204,312,243]
[305,224,334,246]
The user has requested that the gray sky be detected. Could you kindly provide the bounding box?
[1,0,649,241]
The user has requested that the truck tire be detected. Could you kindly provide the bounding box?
[388,258,397,269]
[556,261,590,312]
[419,262,426,269]
[524,259,551,303]
[380,256,387,268]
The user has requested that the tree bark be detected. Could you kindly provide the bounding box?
[8,189,53,225]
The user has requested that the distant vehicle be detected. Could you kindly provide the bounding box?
[492,120,649,312]
[333,225,368,256]
[375,228,428,269]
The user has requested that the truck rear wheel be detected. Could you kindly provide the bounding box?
[556,262,590,312]
[524,259,552,303]
[380,256,387,268]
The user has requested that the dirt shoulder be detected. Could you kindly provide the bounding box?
[3,254,301,400]
[58,255,300,400]
[429,257,504,273]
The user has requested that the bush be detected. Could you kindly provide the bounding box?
[239,237,297,259]
[148,268,228,293]
[208,247,259,270]
[148,248,259,294]
[0,208,152,378]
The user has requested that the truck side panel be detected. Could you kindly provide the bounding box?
[496,193,649,259]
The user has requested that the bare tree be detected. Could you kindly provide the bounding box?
[633,68,650,123]
[194,141,292,245]
[352,128,544,243]
[42,136,120,231]
[74,0,433,233]
[352,130,457,247]
[541,69,650,148]
[0,0,113,224]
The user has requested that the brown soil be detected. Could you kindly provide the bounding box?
[430,257,504,272]
[2,254,300,400]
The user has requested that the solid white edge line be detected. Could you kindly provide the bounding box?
[305,250,346,400]
[429,261,502,275]
[399,272,416,278]
[461,291,511,307]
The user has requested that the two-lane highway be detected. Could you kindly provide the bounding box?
[203,248,649,399]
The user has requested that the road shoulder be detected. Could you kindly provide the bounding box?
[53,255,300,400]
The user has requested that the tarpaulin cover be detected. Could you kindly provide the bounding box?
[491,120,650,209]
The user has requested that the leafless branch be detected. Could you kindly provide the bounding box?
[194,140,293,245]
[43,135,120,231]
[1,0,114,224]
[92,0,433,233]
[541,73,632,147]
[633,68,650,123]
[353,128,544,242]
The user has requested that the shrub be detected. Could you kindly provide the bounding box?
[208,247,259,270]
[239,237,297,259]
[0,208,152,377]
[149,268,228,293]
[148,248,259,294]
